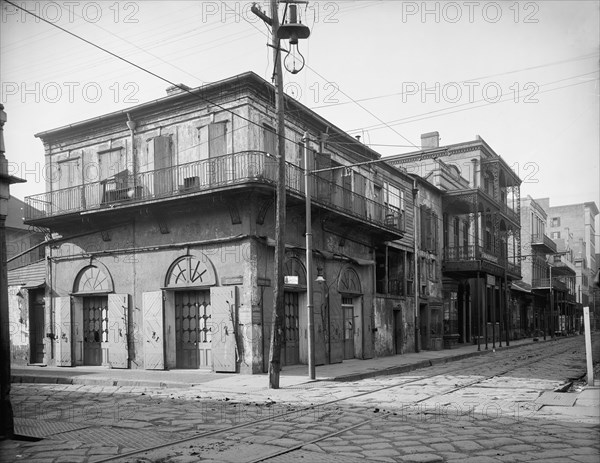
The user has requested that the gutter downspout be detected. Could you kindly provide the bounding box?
[413,179,419,353]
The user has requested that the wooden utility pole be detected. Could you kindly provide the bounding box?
[267,0,287,389]
[1,104,25,438]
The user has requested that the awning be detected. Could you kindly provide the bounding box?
[511,281,532,293]
[21,280,46,289]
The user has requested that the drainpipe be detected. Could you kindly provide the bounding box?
[413,178,419,353]
[126,114,137,186]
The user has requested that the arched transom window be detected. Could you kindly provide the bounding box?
[74,265,112,294]
[165,254,216,288]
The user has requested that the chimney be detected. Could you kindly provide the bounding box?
[421,131,439,149]
[166,84,191,95]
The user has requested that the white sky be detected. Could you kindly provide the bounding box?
[1,0,599,216]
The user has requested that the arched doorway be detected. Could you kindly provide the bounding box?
[282,257,307,366]
[69,263,128,368]
[338,266,362,360]
[164,254,216,369]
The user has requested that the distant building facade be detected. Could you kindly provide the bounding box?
[518,196,577,338]
[536,199,598,309]
[6,196,46,365]
[386,132,522,348]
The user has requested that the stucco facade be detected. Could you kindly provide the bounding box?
[23,72,417,373]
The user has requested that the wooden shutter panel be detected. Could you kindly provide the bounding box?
[143,291,165,370]
[107,293,128,369]
[210,286,237,372]
[208,122,227,158]
[54,296,72,366]
[153,136,172,196]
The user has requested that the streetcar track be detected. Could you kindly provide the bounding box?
[85,338,582,463]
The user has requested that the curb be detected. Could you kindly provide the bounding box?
[330,337,557,382]
[11,336,571,388]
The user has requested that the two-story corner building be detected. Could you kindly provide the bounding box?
[23,72,412,374]
[385,132,522,348]
[536,199,598,311]
[516,196,577,338]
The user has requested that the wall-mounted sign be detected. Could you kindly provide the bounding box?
[284,275,299,285]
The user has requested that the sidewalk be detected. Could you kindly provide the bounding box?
[11,335,574,392]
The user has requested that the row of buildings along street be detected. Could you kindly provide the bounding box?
[5,71,600,375]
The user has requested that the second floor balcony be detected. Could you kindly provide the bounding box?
[532,277,569,292]
[530,233,557,254]
[24,151,405,239]
[443,244,521,280]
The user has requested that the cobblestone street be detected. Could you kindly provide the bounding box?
[1,336,598,463]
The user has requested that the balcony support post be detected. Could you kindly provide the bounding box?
[476,271,481,351]
[550,265,555,340]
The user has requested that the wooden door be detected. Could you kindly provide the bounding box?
[29,290,45,364]
[342,297,355,359]
[175,291,211,369]
[394,310,403,355]
[83,296,107,366]
[152,136,173,196]
[283,292,299,366]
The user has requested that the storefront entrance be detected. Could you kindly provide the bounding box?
[29,289,45,364]
[342,297,355,359]
[283,291,299,366]
[83,296,108,366]
[175,290,211,369]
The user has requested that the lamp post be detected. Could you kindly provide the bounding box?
[252,1,310,388]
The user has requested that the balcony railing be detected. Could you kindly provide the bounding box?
[532,278,569,292]
[25,151,405,235]
[530,233,557,254]
[443,244,521,275]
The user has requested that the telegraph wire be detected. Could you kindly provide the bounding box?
[2,1,311,152]
[348,71,600,134]
[310,52,599,111]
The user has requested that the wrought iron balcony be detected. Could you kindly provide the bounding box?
[442,244,521,279]
[532,278,569,292]
[530,233,557,254]
[24,151,405,237]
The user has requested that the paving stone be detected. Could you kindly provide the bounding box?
[361,448,399,458]
[396,454,444,463]
[570,455,600,463]
[498,444,540,453]
[430,443,456,452]
[451,440,485,451]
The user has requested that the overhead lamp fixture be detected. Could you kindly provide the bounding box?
[315,266,326,283]
[277,4,310,74]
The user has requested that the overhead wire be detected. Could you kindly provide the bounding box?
[349,71,600,133]
[310,52,599,111]
[2,1,309,151]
